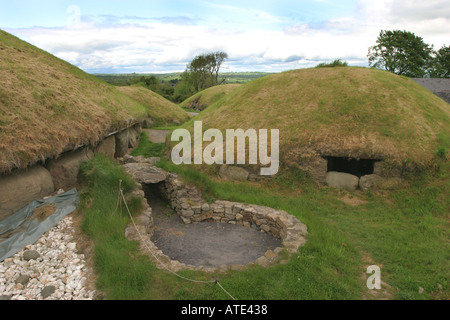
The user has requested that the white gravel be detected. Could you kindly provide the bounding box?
[0,216,96,300]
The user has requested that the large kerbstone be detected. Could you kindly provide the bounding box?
[0,166,54,221]
[115,129,130,158]
[360,174,402,191]
[359,174,382,191]
[123,163,167,184]
[95,135,116,158]
[128,124,142,149]
[47,148,94,190]
[219,165,249,182]
[326,171,359,191]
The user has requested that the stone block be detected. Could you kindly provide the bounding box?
[326,171,359,191]
[128,124,142,148]
[0,166,55,220]
[114,129,129,158]
[94,136,116,158]
[219,165,249,181]
[47,147,94,190]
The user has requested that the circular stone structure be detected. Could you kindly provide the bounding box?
[123,162,308,272]
[149,200,283,268]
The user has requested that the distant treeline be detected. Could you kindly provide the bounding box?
[93,72,270,103]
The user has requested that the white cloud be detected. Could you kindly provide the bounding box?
[356,0,450,47]
[5,0,449,73]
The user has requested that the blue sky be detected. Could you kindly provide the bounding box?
[1,0,449,73]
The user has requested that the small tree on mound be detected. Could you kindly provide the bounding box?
[178,51,229,94]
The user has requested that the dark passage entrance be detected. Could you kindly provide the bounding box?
[326,157,378,178]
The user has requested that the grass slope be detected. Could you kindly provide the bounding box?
[0,30,149,174]
[190,67,450,170]
[116,86,190,126]
[180,84,241,110]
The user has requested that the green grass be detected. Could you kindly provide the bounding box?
[157,160,449,300]
[78,155,155,299]
[130,131,166,158]
[78,138,449,300]
[179,84,241,111]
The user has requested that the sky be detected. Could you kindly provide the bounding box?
[0,0,449,74]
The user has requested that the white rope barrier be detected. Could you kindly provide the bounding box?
[117,180,236,300]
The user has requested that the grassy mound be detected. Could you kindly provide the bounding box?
[190,67,450,171]
[180,84,241,111]
[116,86,190,126]
[0,30,149,174]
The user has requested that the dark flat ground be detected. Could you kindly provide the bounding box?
[146,190,281,268]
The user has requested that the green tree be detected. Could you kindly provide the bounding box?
[430,45,450,78]
[172,72,196,103]
[209,52,229,85]
[368,30,434,77]
[183,51,229,92]
[129,75,174,100]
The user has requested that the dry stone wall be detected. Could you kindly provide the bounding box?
[123,156,308,271]
[162,173,308,246]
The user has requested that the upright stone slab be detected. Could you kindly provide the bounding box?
[115,129,130,158]
[0,166,54,221]
[128,124,142,149]
[47,147,93,190]
[94,135,116,159]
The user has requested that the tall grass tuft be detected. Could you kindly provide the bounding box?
[78,154,153,299]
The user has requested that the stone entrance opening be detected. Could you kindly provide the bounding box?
[326,156,378,178]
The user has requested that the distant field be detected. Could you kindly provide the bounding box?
[93,72,271,86]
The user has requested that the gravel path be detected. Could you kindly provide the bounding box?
[0,216,96,300]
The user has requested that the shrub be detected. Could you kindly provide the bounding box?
[316,59,349,68]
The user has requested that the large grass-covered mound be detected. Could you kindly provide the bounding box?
[116,86,190,125]
[191,67,449,171]
[180,84,241,111]
[0,30,152,174]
